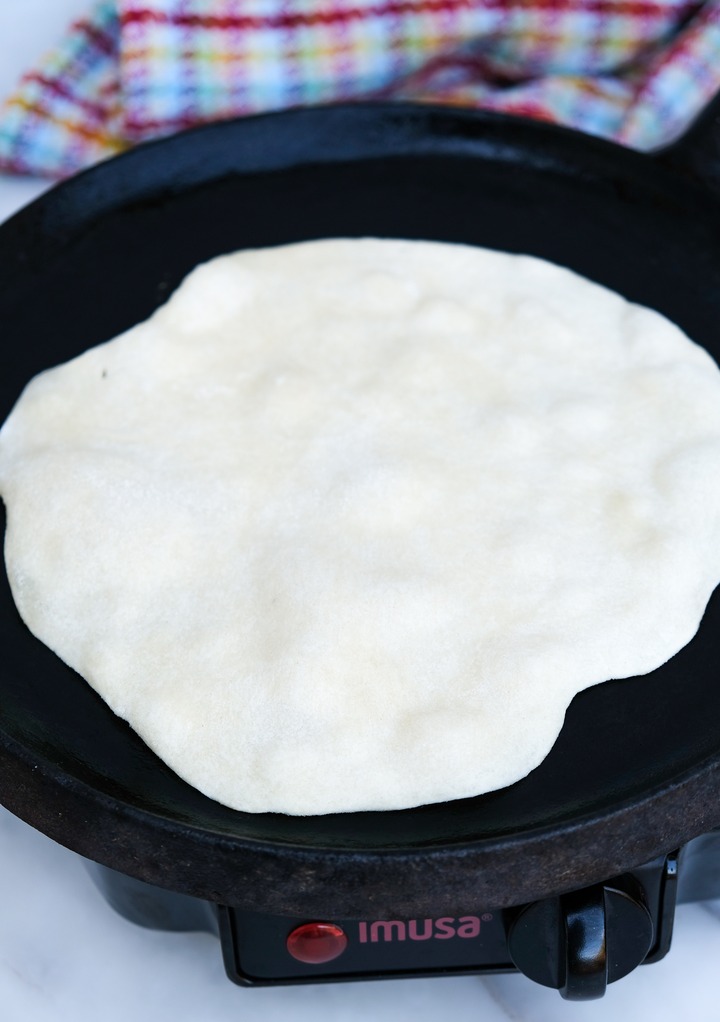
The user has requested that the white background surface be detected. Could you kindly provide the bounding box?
[2,3,720,1019]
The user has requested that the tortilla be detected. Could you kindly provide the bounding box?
[2,238,720,815]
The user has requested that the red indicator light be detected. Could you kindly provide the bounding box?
[286,922,348,964]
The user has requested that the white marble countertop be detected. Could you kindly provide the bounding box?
[2,4,720,1019]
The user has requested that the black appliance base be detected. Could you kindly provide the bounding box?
[83,829,720,1000]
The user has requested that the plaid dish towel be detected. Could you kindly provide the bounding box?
[2,0,720,179]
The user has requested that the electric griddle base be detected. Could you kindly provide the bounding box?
[84,830,720,999]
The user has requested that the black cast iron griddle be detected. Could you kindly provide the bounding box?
[1,102,720,920]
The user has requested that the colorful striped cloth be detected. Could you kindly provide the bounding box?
[2,0,720,179]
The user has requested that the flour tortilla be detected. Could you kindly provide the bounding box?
[2,238,720,815]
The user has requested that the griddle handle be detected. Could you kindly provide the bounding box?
[654,89,720,195]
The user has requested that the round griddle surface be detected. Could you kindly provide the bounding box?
[1,105,720,916]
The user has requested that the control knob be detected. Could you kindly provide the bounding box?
[507,879,654,1000]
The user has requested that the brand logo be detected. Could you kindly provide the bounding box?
[357,915,490,944]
